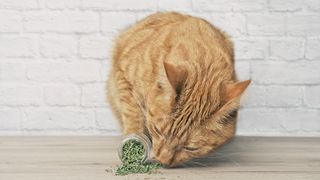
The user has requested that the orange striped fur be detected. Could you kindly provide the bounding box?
[107,12,250,166]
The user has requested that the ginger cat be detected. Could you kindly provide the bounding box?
[107,12,250,167]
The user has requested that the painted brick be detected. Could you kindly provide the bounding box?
[101,61,111,82]
[287,15,320,36]
[247,15,286,36]
[44,85,80,106]
[40,36,77,58]
[305,0,320,11]
[0,85,42,106]
[0,0,39,9]
[252,62,320,85]
[95,109,120,131]
[0,109,20,130]
[100,12,136,33]
[27,62,101,83]
[68,62,102,83]
[266,86,303,107]
[238,108,320,133]
[24,11,99,33]
[82,0,156,10]
[136,12,158,21]
[237,108,284,133]
[0,63,26,81]
[235,61,250,80]
[269,0,303,11]
[281,109,320,132]
[158,0,192,11]
[305,86,320,108]
[269,39,304,60]
[233,0,267,12]
[0,37,36,57]
[81,83,107,107]
[192,0,233,12]
[306,38,320,60]
[235,40,267,60]
[241,85,266,107]
[211,13,246,37]
[0,11,22,32]
[79,35,113,59]
[45,0,81,9]
[22,108,95,130]
[27,63,69,82]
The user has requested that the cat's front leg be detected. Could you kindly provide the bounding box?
[116,73,145,135]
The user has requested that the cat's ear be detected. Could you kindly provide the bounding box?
[221,80,251,103]
[164,62,187,93]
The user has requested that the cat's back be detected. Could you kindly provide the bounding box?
[112,12,188,64]
[113,12,233,66]
[111,12,235,91]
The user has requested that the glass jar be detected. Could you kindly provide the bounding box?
[118,133,152,163]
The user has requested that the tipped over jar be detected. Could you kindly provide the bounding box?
[118,133,152,163]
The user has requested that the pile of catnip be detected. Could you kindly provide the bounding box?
[115,139,161,175]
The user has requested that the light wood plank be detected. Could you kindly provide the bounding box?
[0,136,319,180]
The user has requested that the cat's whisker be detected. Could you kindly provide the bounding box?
[178,162,188,168]
[207,153,232,159]
[187,160,208,167]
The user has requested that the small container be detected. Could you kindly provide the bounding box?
[118,133,152,163]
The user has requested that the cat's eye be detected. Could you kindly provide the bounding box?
[150,125,161,139]
[229,110,237,118]
[183,146,199,152]
[154,126,161,135]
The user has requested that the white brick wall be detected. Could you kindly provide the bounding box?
[0,0,319,136]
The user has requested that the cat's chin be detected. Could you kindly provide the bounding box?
[164,160,187,168]
[161,157,185,168]
[162,164,181,169]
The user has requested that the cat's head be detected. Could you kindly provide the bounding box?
[145,62,250,167]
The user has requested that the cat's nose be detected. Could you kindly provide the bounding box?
[156,157,169,166]
[156,148,173,166]
[160,159,179,168]
[168,159,180,167]
[156,158,171,167]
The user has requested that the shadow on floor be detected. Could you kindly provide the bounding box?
[176,137,255,168]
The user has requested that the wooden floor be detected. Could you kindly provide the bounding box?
[0,136,319,180]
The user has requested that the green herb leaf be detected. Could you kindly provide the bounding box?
[115,139,161,175]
